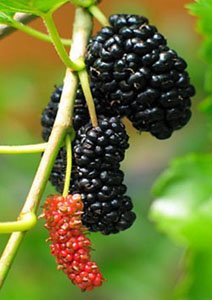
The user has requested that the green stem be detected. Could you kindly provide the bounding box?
[88,5,110,27]
[78,69,98,127]
[43,13,85,70]
[59,38,71,47]
[0,13,37,40]
[62,135,72,197]
[0,143,47,154]
[0,233,23,287]
[0,212,37,234]
[10,19,71,46]
[0,7,92,289]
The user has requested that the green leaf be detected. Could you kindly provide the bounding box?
[173,250,212,300]
[0,0,68,15]
[0,11,14,24]
[70,0,96,7]
[188,1,212,34]
[200,38,212,63]
[199,95,212,114]
[187,251,212,300]
[204,66,212,93]
[188,0,212,17]
[150,153,212,250]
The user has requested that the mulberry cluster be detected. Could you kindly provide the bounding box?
[43,194,104,291]
[42,87,136,234]
[41,84,113,142]
[86,14,195,139]
[41,13,196,236]
[40,12,197,291]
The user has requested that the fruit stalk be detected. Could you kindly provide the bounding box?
[0,7,92,289]
[78,69,98,127]
[43,13,85,71]
[62,134,73,197]
[88,5,110,26]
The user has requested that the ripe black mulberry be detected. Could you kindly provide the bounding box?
[86,14,195,139]
[41,84,114,141]
[48,116,136,235]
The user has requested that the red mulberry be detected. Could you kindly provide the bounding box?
[43,194,104,291]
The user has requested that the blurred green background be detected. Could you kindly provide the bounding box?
[0,1,207,299]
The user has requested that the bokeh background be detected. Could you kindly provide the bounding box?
[0,1,207,299]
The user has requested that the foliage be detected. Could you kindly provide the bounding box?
[0,11,14,24]
[150,153,212,250]
[150,0,212,298]
[188,0,212,115]
[151,0,212,246]
[0,0,68,15]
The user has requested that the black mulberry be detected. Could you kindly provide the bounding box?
[48,116,136,235]
[41,84,114,141]
[86,14,195,139]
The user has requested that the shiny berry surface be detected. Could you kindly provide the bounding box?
[86,14,195,139]
[49,117,136,234]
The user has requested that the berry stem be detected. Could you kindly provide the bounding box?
[78,69,98,127]
[88,5,110,27]
[9,19,71,46]
[43,13,85,71]
[0,143,47,154]
[0,212,37,234]
[62,134,72,197]
[0,7,92,289]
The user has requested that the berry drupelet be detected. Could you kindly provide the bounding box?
[86,14,195,139]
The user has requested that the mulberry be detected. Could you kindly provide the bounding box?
[43,194,104,291]
[41,84,114,141]
[86,14,195,139]
[49,116,136,235]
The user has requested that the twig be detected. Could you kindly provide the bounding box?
[0,212,37,234]
[0,7,92,288]
[0,13,37,40]
[0,143,47,154]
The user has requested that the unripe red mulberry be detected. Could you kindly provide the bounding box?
[43,194,104,291]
